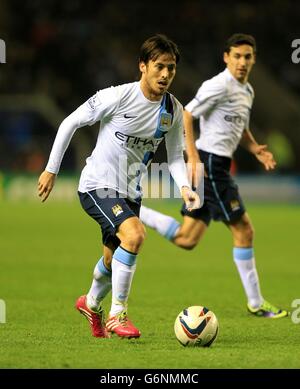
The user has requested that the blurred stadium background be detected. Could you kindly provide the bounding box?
[0,0,300,201]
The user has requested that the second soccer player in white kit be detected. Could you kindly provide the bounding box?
[141,33,288,319]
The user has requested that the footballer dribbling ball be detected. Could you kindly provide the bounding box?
[174,305,219,347]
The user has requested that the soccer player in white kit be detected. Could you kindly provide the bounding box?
[140,34,288,319]
[38,34,200,338]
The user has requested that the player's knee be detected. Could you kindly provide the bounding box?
[181,241,197,250]
[135,227,146,246]
[175,234,199,250]
[235,223,254,246]
[123,225,146,251]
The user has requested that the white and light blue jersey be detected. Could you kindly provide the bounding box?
[185,68,254,158]
[46,81,189,202]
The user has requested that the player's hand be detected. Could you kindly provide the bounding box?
[254,145,277,171]
[187,152,202,190]
[38,171,56,202]
[181,186,201,211]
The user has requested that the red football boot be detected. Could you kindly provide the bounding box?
[75,295,110,338]
[106,310,141,338]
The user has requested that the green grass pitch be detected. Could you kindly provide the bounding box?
[0,199,299,368]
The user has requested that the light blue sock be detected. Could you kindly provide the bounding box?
[233,247,263,308]
[87,256,112,311]
[110,247,137,316]
[97,256,112,277]
[140,205,180,240]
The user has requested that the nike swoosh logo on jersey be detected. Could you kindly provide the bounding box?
[124,113,138,118]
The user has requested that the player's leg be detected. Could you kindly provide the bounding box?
[76,189,143,337]
[76,191,120,338]
[140,206,209,249]
[229,212,288,318]
[85,242,115,312]
[140,149,211,249]
[228,212,263,308]
[200,150,288,318]
[111,216,145,317]
[173,216,207,249]
[106,216,145,338]
[140,205,181,240]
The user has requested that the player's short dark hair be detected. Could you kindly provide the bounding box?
[224,33,256,53]
[139,34,180,64]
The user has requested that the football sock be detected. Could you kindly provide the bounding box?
[233,247,263,309]
[110,246,137,316]
[86,256,112,311]
[140,205,180,240]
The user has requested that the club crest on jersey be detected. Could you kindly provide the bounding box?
[230,200,240,211]
[112,204,123,217]
[160,113,172,130]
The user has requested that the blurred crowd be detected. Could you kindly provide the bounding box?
[0,0,299,173]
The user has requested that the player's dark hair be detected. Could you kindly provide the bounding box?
[139,34,180,64]
[225,33,256,53]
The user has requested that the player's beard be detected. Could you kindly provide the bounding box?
[141,76,169,100]
[149,82,165,99]
[155,80,169,96]
[236,68,248,83]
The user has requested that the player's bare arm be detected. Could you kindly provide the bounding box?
[183,110,202,188]
[38,170,56,202]
[240,129,276,171]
